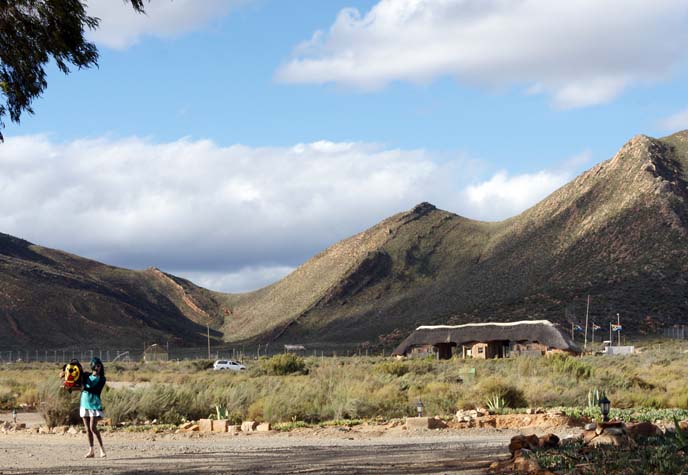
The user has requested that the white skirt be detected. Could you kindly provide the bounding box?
[80,408,104,418]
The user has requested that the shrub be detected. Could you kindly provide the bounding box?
[263,354,307,376]
[376,361,409,377]
[473,377,528,409]
[38,379,80,427]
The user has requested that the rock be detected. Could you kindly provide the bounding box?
[38,426,51,434]
[560,435,581,446]
[589,433,626,447]
[212,420,228,433]
[179,422,194,430]
[512,451,541,472]
[227,425,241,433]
[508,435,539,455]
[584,422,597,431]
[405,417,432,430]
[189,424,200,432]
[538,433,560,449]
[582,430,597,444]
[241,421,259,432]
[603,427,625,436]
[679,420,688,431]
[53,426,69,434]
[67,426,79,435]
[100,418,112,426]
[199,419,213,432]
[627,421,661,439]
[256,422,271,432]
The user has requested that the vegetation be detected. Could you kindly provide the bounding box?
[0,0,145,141]
[1,341,688,427]
[532,437,688,474]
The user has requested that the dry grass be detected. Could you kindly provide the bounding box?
[2,341,688,426]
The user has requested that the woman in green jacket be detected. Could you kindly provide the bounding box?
[80,357,107,458]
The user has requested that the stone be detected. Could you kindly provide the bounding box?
[256,422,271,432]
[241,421,259,432]
[199,419,213,432]
[679,420,688,431]
[538,433,560,449]
[582,430,597,444]
[212,420,228,433]
[53,425,69,434]
[560,435,581,446]
[100,418,112,426]
[512,452,540,473]
[584,422,597,431]
[227,425,241,433]
[179,422,194,430]
[626,421,661,439]
[13,423,26,430]
[508,435,539,455]
[589,433,625,447]
[405,417,432,430]
[189,424,200,432]
[38,426,51,434]
[603,427,625,436]
[67,426,79,435]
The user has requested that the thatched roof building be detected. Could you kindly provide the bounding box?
[392,320,580,359]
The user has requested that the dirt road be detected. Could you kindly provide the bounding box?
[1,429,515,474]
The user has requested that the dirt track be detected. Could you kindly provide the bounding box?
[1,431,512,474]
[0,412,579,474]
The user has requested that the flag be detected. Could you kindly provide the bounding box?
[612,323,622,332]
[574,324,583,332]
[592,323,601,330]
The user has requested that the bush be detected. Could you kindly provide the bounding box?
[376,361,409,377]
[38,379,81,427]
[473,377,528,409]
[263,354,307,376]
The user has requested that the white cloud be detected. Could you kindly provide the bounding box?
[0,135,584,291]
[276,0,688,108]
[658,107,688,132]
[462,151,590,220]
[87,0,243,49]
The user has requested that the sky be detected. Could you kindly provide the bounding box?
[2,0,688,292]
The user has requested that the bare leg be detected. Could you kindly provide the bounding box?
[82,417,94,457]
[89,417,106,457]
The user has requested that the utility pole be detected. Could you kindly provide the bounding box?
[207,322,211,360]
[584,295,590,351]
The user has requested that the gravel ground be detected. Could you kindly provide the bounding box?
[0,412,578,474]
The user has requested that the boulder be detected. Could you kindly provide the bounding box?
[679,420,688,431]
[589,433,626,447]
[67,426,79,435]
[179,422,194,430]
[626,421,661,439]
[53,425,69,434]
[508,435,539,455]
[256,422,271,432]
[199,419,213,432]
[212,420,228,433]
[406,417,431,430]
[241,421,259,432]
[512,450,541,473]
[582,430,597,444]
[227,424,241,433]
[584,422,597,431]
[538,433,560,449]
[38,426,51,434]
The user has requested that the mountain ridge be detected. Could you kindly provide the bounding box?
[1,131,687,350]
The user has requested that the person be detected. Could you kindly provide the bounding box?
[80,357,107,458]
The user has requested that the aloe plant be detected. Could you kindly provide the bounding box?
[485,393,506,414]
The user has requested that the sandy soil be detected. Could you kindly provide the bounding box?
[0,412,579,474]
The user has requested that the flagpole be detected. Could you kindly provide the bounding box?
[571,322,574,340]
[609,321,612,345]
[592,324,595,345]
[616,313,621,346]
[584,295,590,351]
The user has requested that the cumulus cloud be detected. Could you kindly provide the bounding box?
[87,0,243,49]
[0,135,584,291]
[276,0,688,108]
[658,107,688,132]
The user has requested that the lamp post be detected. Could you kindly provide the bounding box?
[598,392,611,422]
[416,400,424,418]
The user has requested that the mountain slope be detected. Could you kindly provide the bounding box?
[0,234,227,349]
[219,132,688,346]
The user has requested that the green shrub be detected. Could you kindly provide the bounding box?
[38,378,80,427]
[263,354,307,376]
[473,377,528,409]
[376,361,409,377]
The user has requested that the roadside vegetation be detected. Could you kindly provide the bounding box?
[1,340,687,427]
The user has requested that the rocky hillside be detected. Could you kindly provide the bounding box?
[0,234,228,349]
[2,131,686,350]
[218,131,688,346]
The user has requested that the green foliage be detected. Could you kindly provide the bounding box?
[546,354,594,380]
[473,377,528,409]
[533,437,688,474]
[262,354,308,376]
[0,0,146,141]
[37,378,80,427]
[485,393,506,414]
[376,360,409,377]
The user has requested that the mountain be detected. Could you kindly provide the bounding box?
[0,233,227,349]
[2,131,687,350]
[219,132,688,347]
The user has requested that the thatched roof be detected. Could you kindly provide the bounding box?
[392,320,580,355]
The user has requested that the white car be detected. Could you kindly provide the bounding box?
[213,360,246,371]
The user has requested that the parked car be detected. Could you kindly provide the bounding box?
[213,360,246,371]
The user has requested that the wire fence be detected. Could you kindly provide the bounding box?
[664,325,688,340]
[0,343,392,364]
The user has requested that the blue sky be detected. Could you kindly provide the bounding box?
[3,0,688,292]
